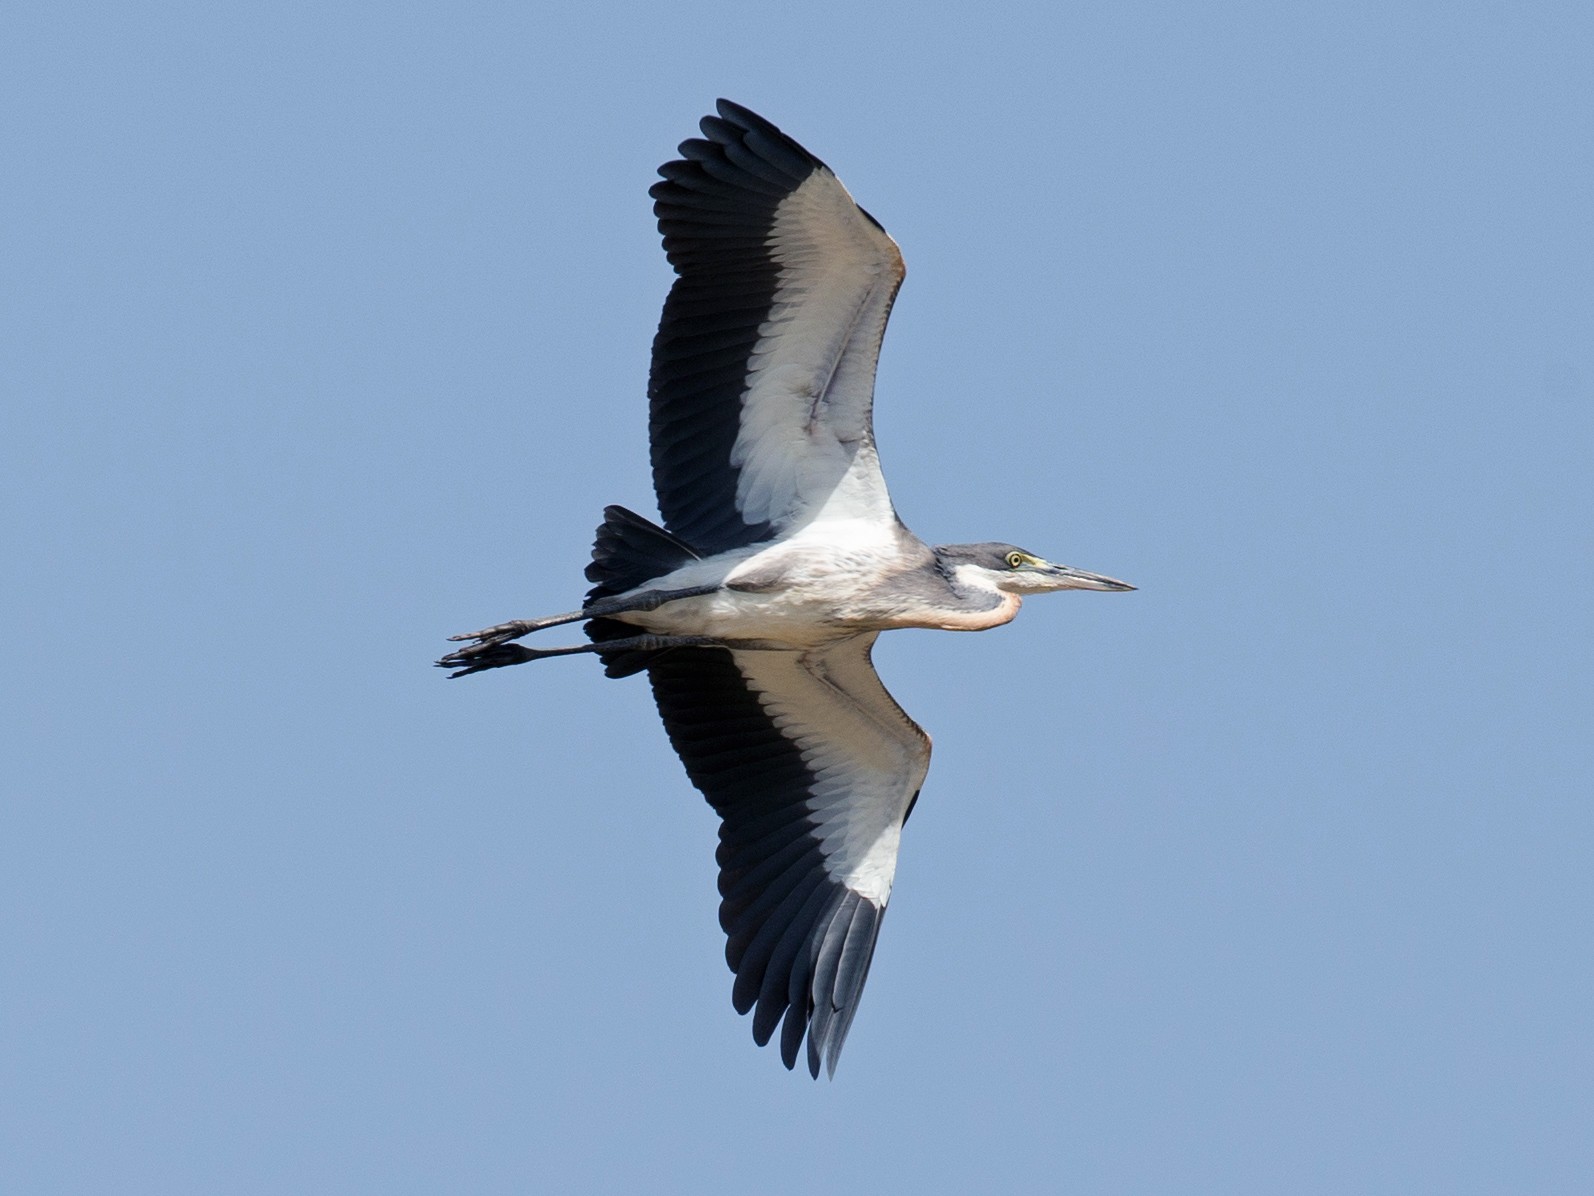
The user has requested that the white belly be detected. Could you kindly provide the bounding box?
[609,524,920,647]
[628,585,883,645]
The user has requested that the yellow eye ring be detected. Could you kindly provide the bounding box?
[1005,551,1026,569]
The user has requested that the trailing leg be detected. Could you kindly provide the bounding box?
[437,632,729,679]
[444,584,722,650]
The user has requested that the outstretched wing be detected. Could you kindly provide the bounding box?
[648,100,907,555]
[646,635,931,1077]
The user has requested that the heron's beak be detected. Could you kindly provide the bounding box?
[1040,562,1136,592]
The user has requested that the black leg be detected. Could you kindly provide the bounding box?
[437,632,730,678]
[444,585,723,650]
[586,583,721,618]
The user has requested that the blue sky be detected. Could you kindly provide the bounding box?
[4,2,1591,1192]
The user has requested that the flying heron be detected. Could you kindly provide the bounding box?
[439,100,1134,1077]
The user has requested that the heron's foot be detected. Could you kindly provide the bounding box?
[445,618,543,647]
[436,638,580,678]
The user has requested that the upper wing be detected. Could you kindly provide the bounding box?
[648,100,907,555]
[646,634,931,1077]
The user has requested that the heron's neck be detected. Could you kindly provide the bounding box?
[921,553,1023,630]
[945,563,1000,601]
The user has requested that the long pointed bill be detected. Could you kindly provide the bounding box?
[1041,563,1136,592]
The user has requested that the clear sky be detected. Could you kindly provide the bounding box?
[4,2,1591,1193]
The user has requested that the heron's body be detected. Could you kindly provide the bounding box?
[440,101,1132,1078]
[615,524,1019,645]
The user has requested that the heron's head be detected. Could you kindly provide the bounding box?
[934,543,1135,596]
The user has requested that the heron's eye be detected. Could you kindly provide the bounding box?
[1005,551,1027,569]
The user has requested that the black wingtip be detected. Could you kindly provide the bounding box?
[713,98,762,129]
[703,98,831,174]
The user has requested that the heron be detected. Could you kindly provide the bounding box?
[439,100,1134,1078]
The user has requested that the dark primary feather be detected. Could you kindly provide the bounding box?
[647,100,825,555]
[645,645,888,1077]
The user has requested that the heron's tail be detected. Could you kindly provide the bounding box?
[584,505,701,600]
[584,505,701,677]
